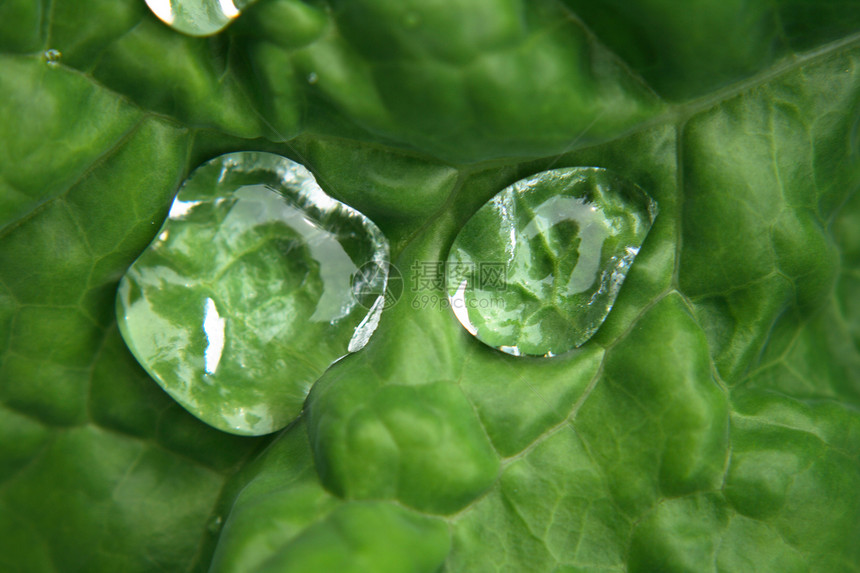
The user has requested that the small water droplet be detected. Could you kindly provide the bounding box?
[307,72,319,85]
[446,167,657,357]
[207,515,223,534]
[116,152,389,435]
[44,49,62,67]
[145,0,251,36]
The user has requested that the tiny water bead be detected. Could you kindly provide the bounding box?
[446,167,657,357]
[207,515,223,534]
[145,0,255,36]
[43,49,62,67]
[116,152,389,435]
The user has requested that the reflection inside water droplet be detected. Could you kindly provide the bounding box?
[202,298,225,374]
[145,0,253,36]
[446,167,657,357]
[116,152,389,435]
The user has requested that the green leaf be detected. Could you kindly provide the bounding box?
[209,420,450,573]
[1,0,859,571]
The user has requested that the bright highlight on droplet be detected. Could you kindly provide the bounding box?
[168,198,202,218]
[145,0,175,24]
[202,298,225,374]
[450,280,477,336]
[116,152,389,435]
[219,0,240,18]
[144,0,255,36]
[446,167,657,357]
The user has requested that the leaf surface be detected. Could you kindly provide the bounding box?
[1,0,859,571]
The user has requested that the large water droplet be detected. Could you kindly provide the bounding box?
[145,0,253,36]
[446,167,657,357]
[116,152,389,435]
